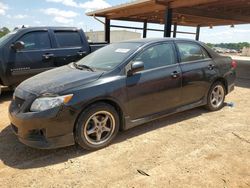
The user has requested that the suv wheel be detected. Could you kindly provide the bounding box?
[75,103,119,150]
[205,82,225,111]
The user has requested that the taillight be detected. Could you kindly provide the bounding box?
[231,60,237,69]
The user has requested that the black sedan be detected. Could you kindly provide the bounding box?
[9,38,236,150]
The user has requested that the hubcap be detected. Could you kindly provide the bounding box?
[84,111,115,145]
[210,85,224,108]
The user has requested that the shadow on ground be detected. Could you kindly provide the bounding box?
[235,78,250,89]
[0,90,13,104]
[0,107,209,170]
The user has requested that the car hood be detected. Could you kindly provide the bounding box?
[15,64,104,96]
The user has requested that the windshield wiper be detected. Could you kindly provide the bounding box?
[73,62,95,72]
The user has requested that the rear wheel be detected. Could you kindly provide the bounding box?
[205,82,225,111]
[75,103,119,150]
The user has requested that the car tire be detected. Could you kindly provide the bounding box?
[74,103,120,150]
[205,81,226,111]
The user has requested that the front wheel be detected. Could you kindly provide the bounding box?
[205,82,226,111]
[75,103,120,150]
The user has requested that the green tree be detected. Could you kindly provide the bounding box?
[207,42,250,50]
[0,27,10,38]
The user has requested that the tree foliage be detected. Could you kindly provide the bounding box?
[0,27,10,38]
[206,42,250,50]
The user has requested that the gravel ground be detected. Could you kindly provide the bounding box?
[0,72,250,187]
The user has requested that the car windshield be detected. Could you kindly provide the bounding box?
[0,31,17,46]
[76,42,142,71]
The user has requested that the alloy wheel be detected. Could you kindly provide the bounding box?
[83,111,115,145]
[210,85,225,108]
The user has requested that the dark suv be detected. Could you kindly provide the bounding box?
[9,38,236,150]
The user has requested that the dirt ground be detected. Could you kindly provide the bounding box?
[0,79,250,188]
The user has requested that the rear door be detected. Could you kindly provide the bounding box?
[7,30,55,85]
[51,30,89,66]
[126,42,182,120]
[175,41,217,106]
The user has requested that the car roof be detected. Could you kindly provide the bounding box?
[16,26,80,32]
[119,38,199,44]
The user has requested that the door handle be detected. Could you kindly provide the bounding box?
[171,71,180,78]
[77,51,87,57]
[42,53,54,60]
[208,64,215,70]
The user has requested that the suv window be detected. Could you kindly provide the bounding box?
[134,43,176,70]
[54,31,82,48]
[177,42,209,62]
[18,31,51,51]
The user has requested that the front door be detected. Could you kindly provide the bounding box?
[7,30,55,85]
[126,42,182,120]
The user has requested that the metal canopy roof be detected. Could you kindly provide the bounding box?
[86,0,250,27]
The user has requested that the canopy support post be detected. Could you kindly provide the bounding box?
[173,22,177,38]
[105,17,110,43]
[196,25,200,41]
[164,8,172,38]
[143,21,147,38]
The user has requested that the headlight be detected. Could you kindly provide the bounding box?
[30,94,73,112]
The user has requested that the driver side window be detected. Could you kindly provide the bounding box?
[17,31,51,51]
[134,43,176,70]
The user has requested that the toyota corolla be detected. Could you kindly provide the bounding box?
[9,38,236,150]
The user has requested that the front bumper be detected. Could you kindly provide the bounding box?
[9,101,77,149]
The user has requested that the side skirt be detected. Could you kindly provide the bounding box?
[123,99,206,130]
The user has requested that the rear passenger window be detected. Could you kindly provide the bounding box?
[54,31,82,48]
[177,43,210,63]
[134,43,176,70]
[18,31,51,50]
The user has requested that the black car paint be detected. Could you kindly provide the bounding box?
[0,27,105,87]
[9,38,236,149]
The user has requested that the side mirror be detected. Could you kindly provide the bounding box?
[11,41,25,51]
[128,61,144,76]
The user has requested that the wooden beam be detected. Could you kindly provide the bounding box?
[155,0,220,8]
[107,4,165,19]
[169,0,219,9]
[176,7,250,23]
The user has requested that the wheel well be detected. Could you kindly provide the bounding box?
[75,99,124,132]
[213,78,228,94]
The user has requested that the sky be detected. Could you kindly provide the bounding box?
[1,0,250,43]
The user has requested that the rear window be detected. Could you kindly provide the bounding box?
[177,42,210,63]
[54,31,82,48]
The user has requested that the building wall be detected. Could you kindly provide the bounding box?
[242,47,250,57]
[85,30,141,43]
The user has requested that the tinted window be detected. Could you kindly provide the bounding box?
[18,31,51,50]
[55,31,82,48]
[134,43,176,70]
[177,42,209,62]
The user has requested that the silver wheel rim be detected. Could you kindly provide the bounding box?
[210,85,224,108]
[83,111,115,145]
